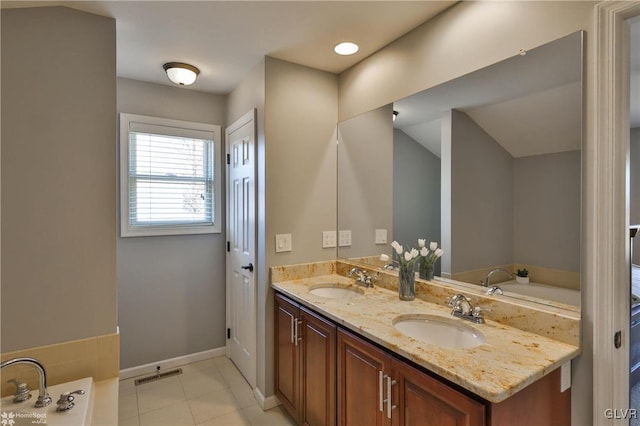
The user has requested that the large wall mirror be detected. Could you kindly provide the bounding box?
[337,31,583,311]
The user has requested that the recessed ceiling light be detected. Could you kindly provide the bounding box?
[334,42,359,56]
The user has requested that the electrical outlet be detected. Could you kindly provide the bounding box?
[338,230,352,247]
[275,233,292,253]
[375,229,387,244]
[322,231,337,248]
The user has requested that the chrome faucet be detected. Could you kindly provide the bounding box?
[447,294,490,324]
[486,285,504,296]
[348,267,377,288]
[481,268,514,287]
[1,357,52,407]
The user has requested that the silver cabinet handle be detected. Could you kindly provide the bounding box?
[290,316,295,344]
[386,375,397,419]
[294,318,302,346]
[378,371,384,412]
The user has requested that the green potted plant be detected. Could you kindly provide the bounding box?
[516,268,529,284]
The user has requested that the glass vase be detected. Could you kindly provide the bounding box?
[418,260,434,281]
[398,263,416,301]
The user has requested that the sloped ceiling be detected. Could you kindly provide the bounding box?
[393,31,583,158]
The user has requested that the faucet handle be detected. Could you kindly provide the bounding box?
[56,389,85,412]
[8,379,31,403]
[486,286,503,296]
[472,306,491,323]
[365,272,378,286]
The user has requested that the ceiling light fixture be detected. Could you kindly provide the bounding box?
[163,62,200,86]
[334,42,359,56]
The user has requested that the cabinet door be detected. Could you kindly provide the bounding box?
[488,368,569,426]
[301,307,337,426]
[338,329,391,426]
[391,359,485,426]
[275,293,301,422]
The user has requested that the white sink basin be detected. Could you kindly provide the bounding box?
[309,284,364,299]
[393,315,486,349]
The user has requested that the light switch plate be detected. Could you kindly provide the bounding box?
[275,233,292,253]
[322,231,337,248]
[338,230,351,247]
[375,229,387,244]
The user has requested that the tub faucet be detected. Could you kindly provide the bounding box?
[486,285,504,296]
[481,268,514,287]
[1,357,52,407]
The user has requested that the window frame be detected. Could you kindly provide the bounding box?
[119,113,222,237]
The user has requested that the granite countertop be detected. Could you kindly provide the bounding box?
[271,273,580,403]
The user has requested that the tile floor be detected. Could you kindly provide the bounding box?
[118,356,295,426]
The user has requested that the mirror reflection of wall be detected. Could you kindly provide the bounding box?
[338,31,583,308]
[393,127,441,274]
[337,104,393,262]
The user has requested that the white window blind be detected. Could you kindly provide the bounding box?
[129,131,213,226]
[120,114,221,237]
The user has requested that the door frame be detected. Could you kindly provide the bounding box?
[225,109,258,385]
[593,2,640,424]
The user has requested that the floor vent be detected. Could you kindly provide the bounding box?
[134,368,183,386]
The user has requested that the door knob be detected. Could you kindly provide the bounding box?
[241,263,254,272]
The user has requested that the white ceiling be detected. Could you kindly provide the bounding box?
[1,0,456,94]
[393,31,583,158]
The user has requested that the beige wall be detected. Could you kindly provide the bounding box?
[337,105,393,259]
[230,57,337,399]
[116,78,228,369]
[338,1,595,120]
[265,57,338,267]
[226,59,269,395]
[449,110,513,274]
[1,7,117,352]
[514,151,581,272]
[261,57,338,397]
[393,129,441,263]
[337,3,595,425]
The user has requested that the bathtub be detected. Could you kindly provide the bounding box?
[0,377,93,425]
[496,280,580,307]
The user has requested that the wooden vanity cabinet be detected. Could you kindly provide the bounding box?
[337,326,392,426]
[275,293,300,420]
[337,328,484,426]
[275,293,337,426]
[275,292,570,426]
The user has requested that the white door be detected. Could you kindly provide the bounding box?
[226,110,257,387]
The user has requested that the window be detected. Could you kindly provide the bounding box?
[120,113,221,237]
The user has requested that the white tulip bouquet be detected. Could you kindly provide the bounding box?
[390,240,419,301]
[417,240,444,280]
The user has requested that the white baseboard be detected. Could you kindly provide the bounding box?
[253,387,281,411]
[119,347,227,380]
